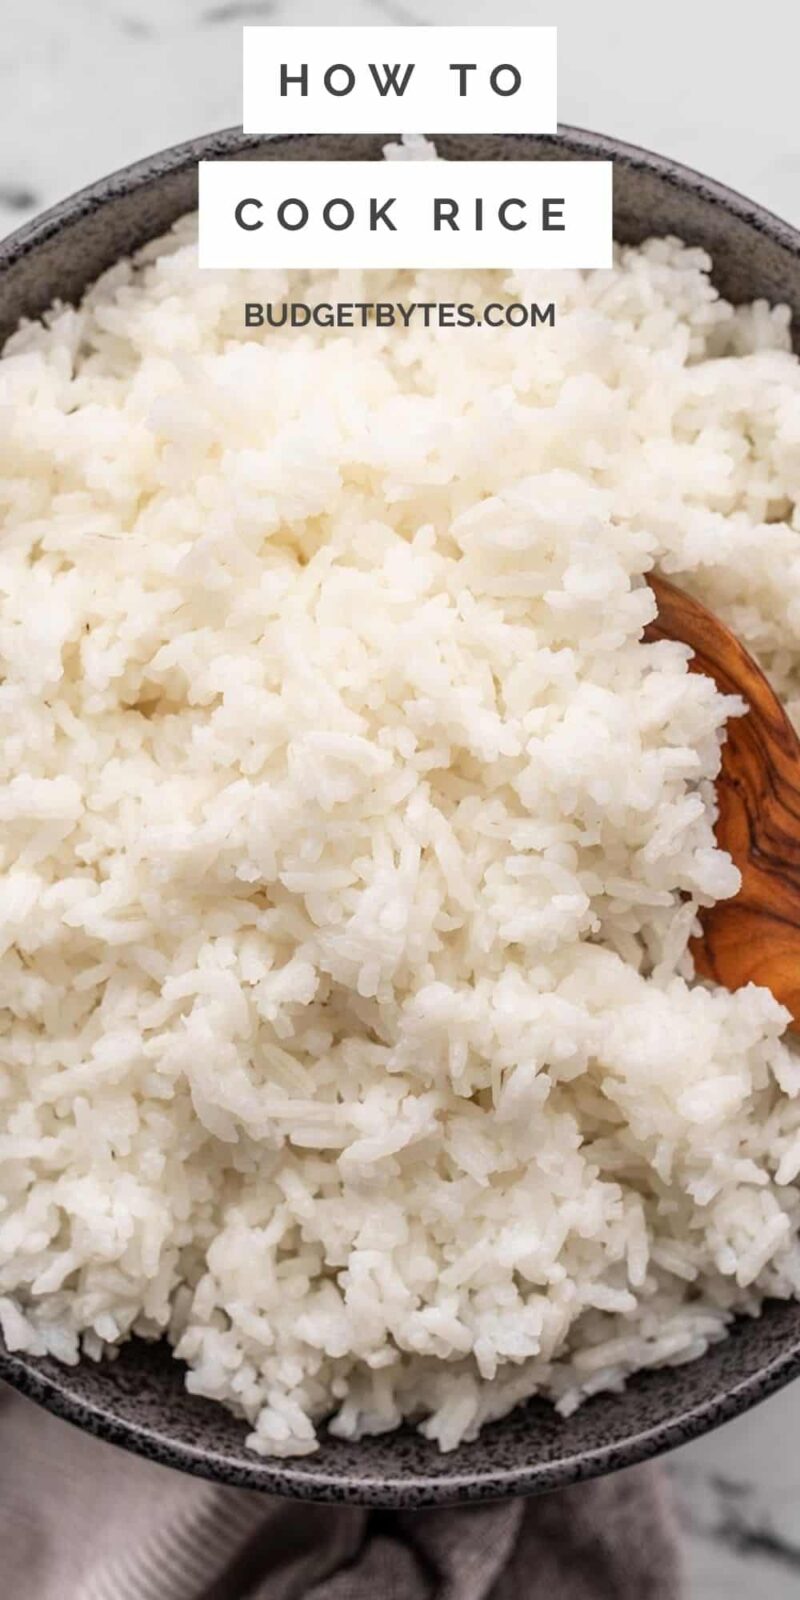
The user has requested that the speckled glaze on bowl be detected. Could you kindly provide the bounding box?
[2,127,800,1507]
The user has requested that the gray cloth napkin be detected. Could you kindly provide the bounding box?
[0,1386,682,1600]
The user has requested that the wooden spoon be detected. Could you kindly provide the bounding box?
[644,572,800,1031]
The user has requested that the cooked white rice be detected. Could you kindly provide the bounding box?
[2,214,800,1457]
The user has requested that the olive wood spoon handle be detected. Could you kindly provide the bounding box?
[644,572,800,1032]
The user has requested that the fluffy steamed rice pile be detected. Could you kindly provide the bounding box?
[3,219,800,1457]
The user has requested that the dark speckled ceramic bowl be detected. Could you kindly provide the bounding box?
[2,127,800,1507]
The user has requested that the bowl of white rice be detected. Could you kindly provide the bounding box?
[2,126,800,1506]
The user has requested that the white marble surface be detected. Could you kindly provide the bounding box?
[3,0,800,239]
[667,1383,800,1598]
[4,2,800,1594]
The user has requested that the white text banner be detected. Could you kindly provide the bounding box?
[199,159,613,270]
[242,27,557,136]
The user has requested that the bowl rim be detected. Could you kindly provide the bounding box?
[3,1327,800,1506]
[2,122,800,1506]
[2,120,800,277]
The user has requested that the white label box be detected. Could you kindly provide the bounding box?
[199,160,613,270]
[242,27,557,136]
